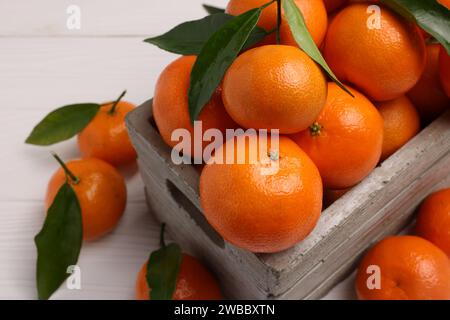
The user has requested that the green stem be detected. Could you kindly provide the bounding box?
[309,122,323,136]
[160,223,167,248]
[52,152,80,185]
[108,90,127,115]
[276,0,281,44]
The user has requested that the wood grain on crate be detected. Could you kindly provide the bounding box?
[126,100,450,299]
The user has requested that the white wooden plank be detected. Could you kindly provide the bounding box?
[0,201,162,299]
[0,38,176,108]
[0,0,228,36]
[0,38,178,202]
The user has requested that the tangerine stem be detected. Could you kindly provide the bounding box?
[160,223,167,248]
[276,0,281,44]
[108,90,127,115]
[310,122,323,136]
[52,152,80,185]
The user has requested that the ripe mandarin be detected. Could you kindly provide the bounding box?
[226,0,328,47]
[46,158,126,241]
[292,83,384,189]
[356,235,450,300]
[200,135,323,253]
[222,45,327,134]
[439,45,450,98]
[136,254,223,300]
[78,98,136,167]
[323,3,426,101]
[416,188,450,257]
[408,44,450,124]
[153,56,237,161]
[375,96,420,162]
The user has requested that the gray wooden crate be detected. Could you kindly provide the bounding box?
[126,100,450,300]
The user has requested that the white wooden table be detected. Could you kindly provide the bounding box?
[0,0,354,299]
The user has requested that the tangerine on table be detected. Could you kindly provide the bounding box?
[355,235,450,300]
[226,0,328,47]
[407,44,450,124]
[78,97,137,167]
[222,45,327,134]
[200,135,323,253]
[291,83,384,190]
[375,96,420,162]
[416,188,450,257]
[439,45,450,98]
[45,158,127,241]
[153,56,237,162]
[136,254,223,300]
[323,3,426,101]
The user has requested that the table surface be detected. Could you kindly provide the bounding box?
[0,0,355,300]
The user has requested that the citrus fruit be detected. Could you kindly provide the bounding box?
[78,97,136,167]
[355,235,450,300]
[416,188,450,257]
[375,96,420,162]
[323,3,426,101]
[438,0,450,9]
[439,45,450,98]
[46,158,127,241]
[291,83,384,189]
[153,56,237,161]
[136,254,223,300]
[279,0,328,48]
[200,134,323,253]
[222,45,327,134]
[407,44,450,124]
[226,0,328,47]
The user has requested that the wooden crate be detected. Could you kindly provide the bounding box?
[126,100,450,300]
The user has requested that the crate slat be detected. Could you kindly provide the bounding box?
[126,100,450,299]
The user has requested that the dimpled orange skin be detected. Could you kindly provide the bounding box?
[408,44,450,124]
[292,83,384,190]
[355,236,450,300]
[200,135,323,253]
[416,189,450,257]
[375,96,420,162]
[78,102,136,167]
[439,46,450,98]
[153,56,237,161]
[222,45,327,134]
[226,0,327,47]
[323,4,426,102]
[135,254,223,300]
[45,158,127,241]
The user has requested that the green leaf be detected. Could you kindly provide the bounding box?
[25,103,100,146]
[144,13,268,56]
[35,183,83,300]
[203,4,225,15]
[188,8,263,122]
[283,0,353,96]
[146,243,183,300]
[381,0,450,54]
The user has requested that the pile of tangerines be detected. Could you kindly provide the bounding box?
[27,0,450,300]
